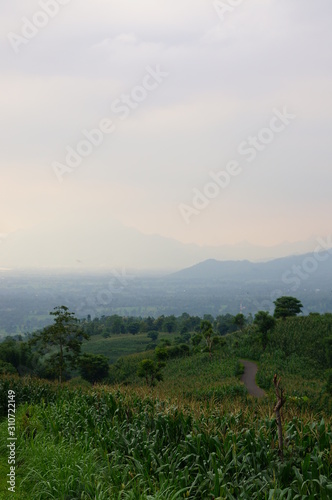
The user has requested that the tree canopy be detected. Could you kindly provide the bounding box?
[137,359,164,387]
[79,353,109,383]
[30,306,89,383]
[254,311,276,349]
[274,296,303,320]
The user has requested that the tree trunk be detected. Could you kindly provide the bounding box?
[273,374,285,460]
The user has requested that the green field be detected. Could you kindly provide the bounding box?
[0,313,331,498]
[81,332,178,364]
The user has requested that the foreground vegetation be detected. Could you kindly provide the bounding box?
[0,373,331,499]
[0,303,331,498]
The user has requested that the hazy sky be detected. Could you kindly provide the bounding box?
[1,0,331,267]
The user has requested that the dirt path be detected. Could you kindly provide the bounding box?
[240,359,265,398]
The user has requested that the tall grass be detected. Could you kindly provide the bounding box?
[1,314,331,498]
[0,376,331,499]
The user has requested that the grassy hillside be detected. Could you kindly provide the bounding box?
[0,313,331,498]
[81,333,151,363]
[81,332,179,364]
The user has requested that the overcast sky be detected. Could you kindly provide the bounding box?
[1,0,331,268]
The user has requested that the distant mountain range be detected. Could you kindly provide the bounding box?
[168,251,332,289]
[0,248,331,335]
[0,214,330,271]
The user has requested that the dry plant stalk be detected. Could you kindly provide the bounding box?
[273,373,286,460]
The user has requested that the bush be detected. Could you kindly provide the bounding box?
[0,360,17,375]
[167,344,190,358]
[79,353,109,383]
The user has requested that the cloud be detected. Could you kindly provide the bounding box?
[0,0,332,261]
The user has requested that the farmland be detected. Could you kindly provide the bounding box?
[0,313,331,498]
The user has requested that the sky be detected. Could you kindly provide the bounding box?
[1,0,331,269]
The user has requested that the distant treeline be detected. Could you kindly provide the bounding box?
[81,312,243,337]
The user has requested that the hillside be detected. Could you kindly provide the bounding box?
[106,313,332,411]
[0,312,331,498]
[168,252,332,284]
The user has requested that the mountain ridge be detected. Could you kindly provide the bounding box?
[0,214,328,270]
[167,250,332,285]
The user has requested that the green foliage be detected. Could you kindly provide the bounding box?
[233,313,246,330]
[325,336,332,368]
[127,320,140,335]
[166,343,190,358]
[79,353,109,383]
[155,346,168,361]
[147,330,159,341]
[254,311,276,335]
[0,376,60,418]
[0,359,17,375]
[215,313,238,335]
[268,315,331,370]
[254,311,276,349]
[326,369,332,395]
[230,313,332,412]
[82,332,149,362]
[66,376,92,389]
[0,377,331,499]
[191,333,202,348]
[1,310,331,497]
[29,306,89,383]
[274,296,303,319]
[137,359,165,386]
[200,320,221,359]
[81,312,241,340]
[0,337,37,375]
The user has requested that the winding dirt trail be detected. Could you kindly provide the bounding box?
[240,359,265,398]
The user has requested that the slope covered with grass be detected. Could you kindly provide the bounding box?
[1,313,331,498]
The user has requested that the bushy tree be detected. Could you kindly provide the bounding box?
[254,311,276,350]
[274,296,303,320]
[137,359,165,387]
[79,353,109,383]
[29,306,89,383]
[163,315,176,333]
[200,320,223,359]
[0,337,38,375]
[128,320,140,335]
[155,347,168,361]
[233,313,246,331]
[147,331,159,342]
[215,314,237,335]
[191,333,203,348]
[0,360,17,375]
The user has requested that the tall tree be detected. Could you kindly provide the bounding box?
[200,320,223,359]
[30,306,89,383]
[79,353,109,383]
[254,311,276,350]
[233,313,246,331]
[273,296,303,320]
[137,359,165,387]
